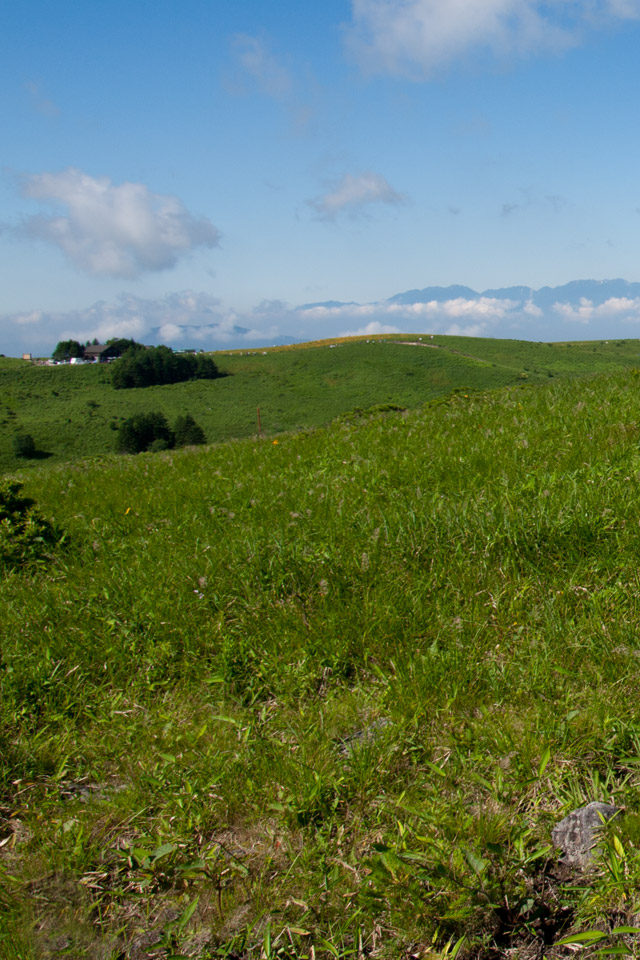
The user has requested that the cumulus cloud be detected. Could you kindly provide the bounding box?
[339,320,402,336]
[552,296,640,324]
[345,0,640,77]
[1,291,274,352]
[233,34,291,98]
[310,171,405,220]
[18,168,220,278]
[301,296,517,323]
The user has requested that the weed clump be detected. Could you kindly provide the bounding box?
[0,480,64,571]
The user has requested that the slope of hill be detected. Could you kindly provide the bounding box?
[2,334,640,471]
[3,368,640,957]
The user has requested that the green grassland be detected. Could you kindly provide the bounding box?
[3,334,640,472]
[5,360,640,957]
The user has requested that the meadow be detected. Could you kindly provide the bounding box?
[4,353,640,958]
[3,333,640,471]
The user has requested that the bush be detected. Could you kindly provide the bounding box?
[112,345,220,389]
[148,437,171,453]
[0,481,64,572]
[116,412,174,454]
[173,414,206,447]
[12,432,36,459]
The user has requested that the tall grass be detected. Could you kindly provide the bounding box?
[3,370,640,956]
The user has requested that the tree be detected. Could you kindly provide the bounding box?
[52,340,84,362]
[116,412,174,454]
[13,432,36,458]
[112,345,221,389]
[173,414,206,447]
[106,337,143,356]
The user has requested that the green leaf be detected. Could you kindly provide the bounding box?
[424,759,447,778]
[151,842,176,861]
[176,895,199,935]
[556,931,608,945]
[593,948,633,956]
[611,927,640,935]
[464,849,487,875]
[318,940,339,957]
[538,745,551,776]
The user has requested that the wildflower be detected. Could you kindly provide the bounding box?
[273,439,279,445]
[125,507,131,515]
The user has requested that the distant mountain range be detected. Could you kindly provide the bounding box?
[306,279,640,311]
[387,279,640,309]
[297,279,640,342]
[142,279,640,350]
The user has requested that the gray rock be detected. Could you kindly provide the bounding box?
[337,718,391,757]
[552,801,621,868]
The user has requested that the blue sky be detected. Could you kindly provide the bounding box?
[4,0,640,354]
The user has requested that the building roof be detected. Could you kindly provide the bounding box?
[83,344,114,357]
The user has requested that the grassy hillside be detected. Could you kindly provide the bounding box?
[4,369,640,957]
[2,334,640,472]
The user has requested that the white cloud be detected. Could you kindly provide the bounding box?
[13,309,45,326]
[302,296,517,323]
[310,171,405,220]
[339,320,402,336]
[19,168,220,278]
[1,292,276,351]
[443,322,488,337]
[345,0,640,77]
[523,299,543,317]
[552,295,640,323]
[233,35,291,98]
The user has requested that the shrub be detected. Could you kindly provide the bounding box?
[0,480,64,572]
[116,412,174,454]
[149,437,171,452]
[173,414,206,447]
[12,432,36,458]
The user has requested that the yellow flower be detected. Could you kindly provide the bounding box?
[125,507,131,515]
[273,440,279,445]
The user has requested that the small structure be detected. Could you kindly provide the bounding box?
[22,353,32,361]
[83,344,121,363]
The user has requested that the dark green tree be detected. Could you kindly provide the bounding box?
[173,414,206,447]
[116,412,174,454]
[112,345,221,389]
[13,432,36,458]
[106,337,143,356]
[52,340,84,361]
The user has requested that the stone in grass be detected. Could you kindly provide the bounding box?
[337,718,391,757]
[552,801,621,868]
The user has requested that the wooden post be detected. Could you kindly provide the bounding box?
[257,406,262,438]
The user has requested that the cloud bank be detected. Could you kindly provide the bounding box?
[346,0,640,77]
[19,169,220,278]
[6,284,640,357]
[310,171,405,220]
